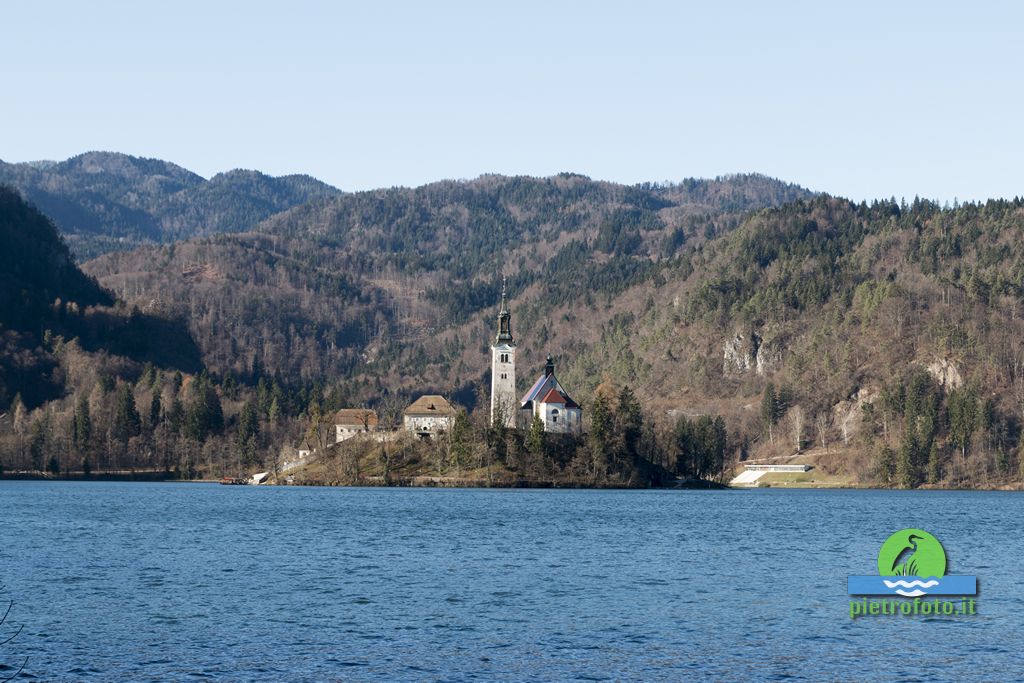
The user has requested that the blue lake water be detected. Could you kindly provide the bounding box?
[1,482,1020,681]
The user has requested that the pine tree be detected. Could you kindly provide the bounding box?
[113,384,141,445]
[236,400,260,465]
[73,394,92,453]
[896,434,919,488]
[268,396,281,426]
[616,386,643,463]
[526,413,546,464]
[761,383,778,445]
[876,445,896,484]
[29,418,47,471]
[148,393,162,429]
[184,375,223,441]
[138,362,156,388]
[168,396,185,434]
[589,392,612,481]
[927,444,941,485]
[948,386,978,460]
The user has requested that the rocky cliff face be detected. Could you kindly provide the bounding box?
[723,330,782,377]
[926,358,963,390]
[723,331,760,375]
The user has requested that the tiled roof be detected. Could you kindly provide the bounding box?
[404,395,456,416]
[521,374,553,404]
[333,408,379,426]
[540,388,566,404]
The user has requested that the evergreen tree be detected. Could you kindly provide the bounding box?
[148,393,162,429]
[235,400,260,466]
[113,384,142,445]
[588,392,612,481]
[526,413,546,463]
[948,386,978,460]
[184,375,224,441]
[896,434,919,488]
[29,418,46,471]
[168,396,185,434]
[616,386,643,463]
[268,396,281,426]
[875,445,896,484]
[138,362,156,388]
[237,400,260,445]
[927,444,942,485]
[761,383,778,445]
[73,394,92,453]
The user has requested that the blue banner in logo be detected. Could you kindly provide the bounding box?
[848,575,977,596]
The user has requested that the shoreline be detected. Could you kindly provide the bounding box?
[0,472,1020,491]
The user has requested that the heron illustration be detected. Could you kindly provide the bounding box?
[890,534,923,576]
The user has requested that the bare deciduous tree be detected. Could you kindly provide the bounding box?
[815,412,829,453]
[786,405,805,454]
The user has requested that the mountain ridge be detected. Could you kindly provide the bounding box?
[0,151,344,258]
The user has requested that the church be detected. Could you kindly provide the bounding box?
[490,281,583,435]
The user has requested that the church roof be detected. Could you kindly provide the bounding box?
[522,373,579,409]
[522,373,557,405]
[540,388,566,404]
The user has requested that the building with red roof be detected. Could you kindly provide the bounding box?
[519,354,582,435]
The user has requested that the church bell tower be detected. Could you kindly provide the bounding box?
[490,278,517,428]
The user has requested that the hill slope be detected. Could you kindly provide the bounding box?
[0,186,201,410]
[0,152,342,259]
[83,180,1024,487]
[84,172,814,385]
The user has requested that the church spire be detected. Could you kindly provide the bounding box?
[495,277,513,343]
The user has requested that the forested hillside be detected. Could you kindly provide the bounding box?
[84,173,812,386]
[0,185,202,409]
[7,161,1024,489]
[0,152,342,259]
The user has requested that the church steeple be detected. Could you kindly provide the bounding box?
[490,277,517,429]
[495,276,513,343]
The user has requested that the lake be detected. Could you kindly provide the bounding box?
[1,482,1020,681]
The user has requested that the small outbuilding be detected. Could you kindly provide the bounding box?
[334,408,379,443]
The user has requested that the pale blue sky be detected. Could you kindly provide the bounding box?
[3,1,1022,201]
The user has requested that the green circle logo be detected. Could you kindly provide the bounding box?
[877,528,946,578]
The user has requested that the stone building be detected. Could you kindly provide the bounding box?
[333,408,379,443]
[403,395,456,437]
